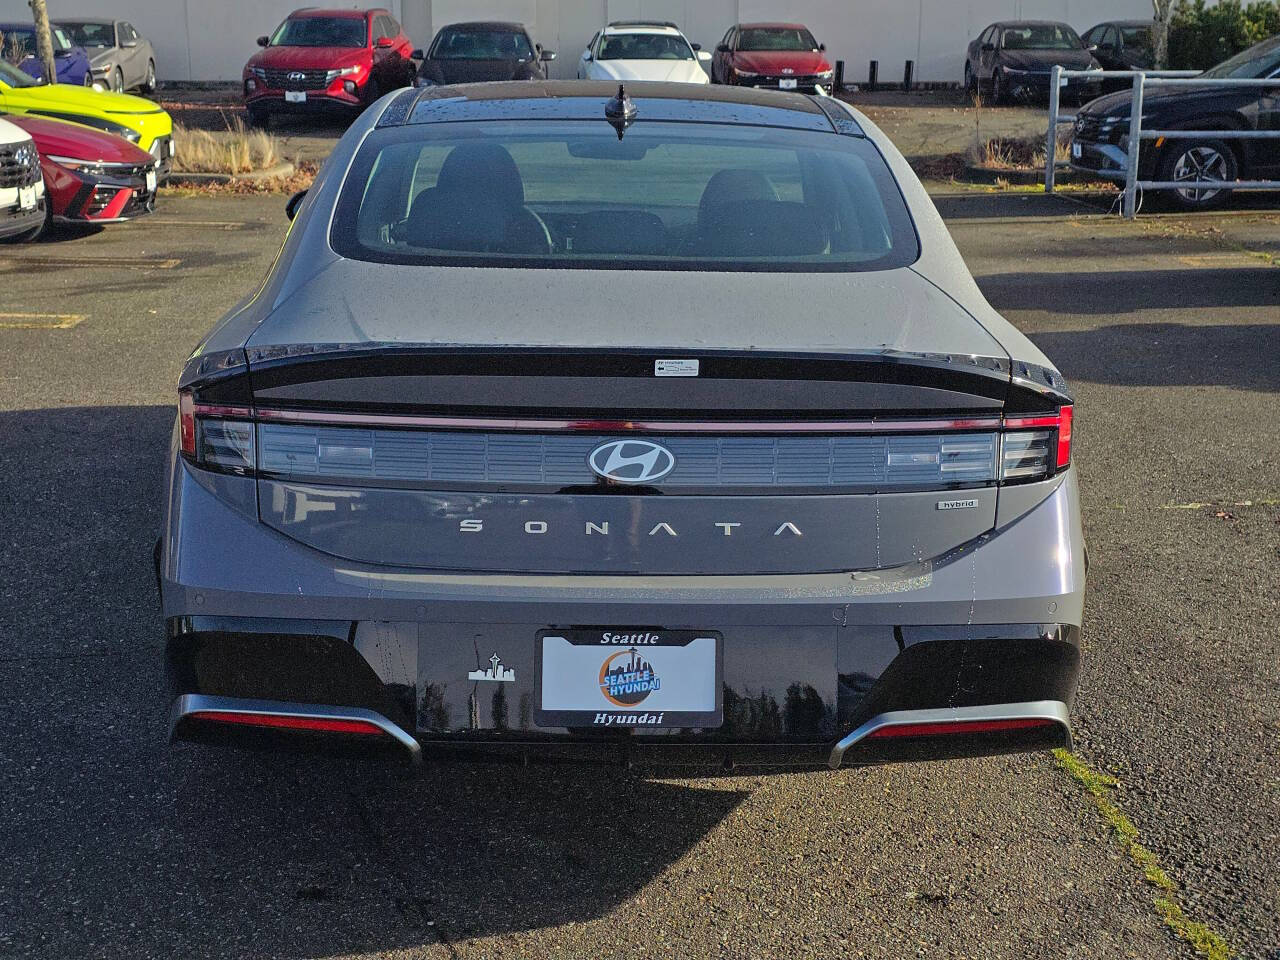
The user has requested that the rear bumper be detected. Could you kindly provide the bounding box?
[161,452,1086,769]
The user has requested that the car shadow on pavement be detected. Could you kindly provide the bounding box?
[0,404,751,958]
[978,266,1280,315]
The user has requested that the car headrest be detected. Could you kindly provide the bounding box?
[436,143,525,209]
[698,169,779,227]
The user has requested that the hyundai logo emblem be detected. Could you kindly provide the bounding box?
[781,67,795,74]
[588,439,676,485]
[288,71,306,81]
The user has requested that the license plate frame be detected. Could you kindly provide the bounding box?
[18,185,36,211]
[145,169,157,193]
[285,90,307,103]
[535,628,723,729]
[779,78,798,90]
[1071,141,1082,159]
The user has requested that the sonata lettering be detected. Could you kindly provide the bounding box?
[455,519,806,537]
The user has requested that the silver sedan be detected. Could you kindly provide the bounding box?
[55,18,156,93]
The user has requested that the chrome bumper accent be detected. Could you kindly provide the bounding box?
[827,699,1071,769]
[169,693,422,763]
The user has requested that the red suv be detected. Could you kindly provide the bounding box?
[243,7,415,126]
[711,22,834,94]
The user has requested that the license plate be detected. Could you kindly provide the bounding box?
[1072,141,1082,158]
[145,169,157,193]
[18,185,36,211]
[1059,75,1069,87]
[779,78,797,90]
[285,90,306,103]
[535,628,722,729]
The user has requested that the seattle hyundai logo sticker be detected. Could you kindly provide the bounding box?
[587,439,676,484]
[599,648,660,706]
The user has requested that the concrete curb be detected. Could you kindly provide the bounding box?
[166,161,295,186]
[962,164,1096,187]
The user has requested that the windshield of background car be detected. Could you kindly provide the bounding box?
[1001,25,1081,50]
[599,34,693,60]
[1,26,71,57]
[1119,26,1152,49]
[0,58,37,86]
[60,22,114,47]
[738,28,818,52]
[431,29,533,60]
[331,120,919,272]
[1201,35,1280,78]
[271,16,367,48]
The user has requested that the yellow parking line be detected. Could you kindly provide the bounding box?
[0,255,180,269]
[0,312,86,329]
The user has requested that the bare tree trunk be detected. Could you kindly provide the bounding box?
[1151,0,1174,69]
[29,0,57,84]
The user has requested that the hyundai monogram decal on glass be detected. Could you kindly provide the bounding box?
[587,439,676,484]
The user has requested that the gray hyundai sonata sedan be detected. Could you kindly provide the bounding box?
[161,82,1083,770]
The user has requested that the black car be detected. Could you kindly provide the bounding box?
[414,21,555,86]
[965,21,1102,104]
[1081,20,1156,91]
[1071,34,1280,209]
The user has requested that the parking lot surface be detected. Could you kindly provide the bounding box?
[1,190,1276,959]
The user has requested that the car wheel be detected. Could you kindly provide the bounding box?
[112,67,124,92]
[965,63,978,103]
[142,60,156,94]
[82,71,94,87]
[1157,138,1237,210]
[991,70,1005,105]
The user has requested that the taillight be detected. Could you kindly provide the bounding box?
[178,389,256,475]
[1001,405,1073,484]
[868,717,1057,739]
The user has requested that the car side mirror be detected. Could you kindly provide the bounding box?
[285,189,307,221]
[375,35,394,48]
[1086,43,1099,52]
[818,43,826,51]
[691,42,701,51]
[411,48,424,59]
[981,42,995,52]
[256,35,269,48]
[540,49,556,61]
[121,39,138,49]
[716,43,730,53]
[582,49,592,61]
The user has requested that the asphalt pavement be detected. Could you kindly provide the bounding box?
[0,189,1276,959]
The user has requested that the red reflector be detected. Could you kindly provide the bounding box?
[1055,404,1073,469]
[188,710,384,736]
[867,717,1057,739]
[178,390,195,456]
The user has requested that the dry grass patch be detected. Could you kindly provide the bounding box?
[968,132,1071,172]
[171,119,282,175]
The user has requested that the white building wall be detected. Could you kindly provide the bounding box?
[0,0,1150,83]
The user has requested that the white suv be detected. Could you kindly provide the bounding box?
[0,116,45,242]
[578,20,711,84]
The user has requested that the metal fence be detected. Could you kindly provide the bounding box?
[1044,66,1280,217]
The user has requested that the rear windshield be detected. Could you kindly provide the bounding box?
[1001,25,1081,50]
[738,28,818,52]
[271,16,367,48]
[600,33,693,60]
[431,28,532,60]
[331,120,918,272]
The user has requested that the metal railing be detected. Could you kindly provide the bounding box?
[1045,66,1280,217]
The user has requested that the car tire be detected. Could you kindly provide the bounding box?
[112,67,124,92]
[142,60,156,94]
[82,71,94,87]
[1156,137,1238,211]
[965,63,976,101]
[990,69,1005,105]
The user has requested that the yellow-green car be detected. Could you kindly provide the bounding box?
[0,59,174,176]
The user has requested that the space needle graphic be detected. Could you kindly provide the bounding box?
[468,653,515,682]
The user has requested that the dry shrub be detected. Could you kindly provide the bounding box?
[970,131,1072,171]
[171,119,281,174]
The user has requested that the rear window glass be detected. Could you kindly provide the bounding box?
[331,120,918,272]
